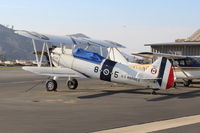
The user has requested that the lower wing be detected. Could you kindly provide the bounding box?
[22,66,88,78]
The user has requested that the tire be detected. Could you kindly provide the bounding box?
[184,80,192,87]
[151,90,157,95]
[184,82,189,87]
[67,79,78,90]
[46,80,57,91]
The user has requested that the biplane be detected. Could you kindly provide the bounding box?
[15,30,174,93]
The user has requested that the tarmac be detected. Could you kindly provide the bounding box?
[0,68,200,133]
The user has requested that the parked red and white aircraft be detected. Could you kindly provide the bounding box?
[4,60,16,66]
[16,60,34,66]
[15,30,175,93]
[0,60,5,66]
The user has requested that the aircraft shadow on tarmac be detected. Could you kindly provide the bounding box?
[148,89,200,101]
[78,88,200,101]
[77,88,171,99]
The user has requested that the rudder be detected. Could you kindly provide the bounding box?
[145,57,174,89]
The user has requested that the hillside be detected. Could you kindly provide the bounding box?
[0,25,91,60]
[0,24,119,60]
[0,24,35,60]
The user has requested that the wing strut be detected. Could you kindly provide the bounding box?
[32,39,53,68]
[39,42,45,67]
[168,52,190,79]
[32,39,39,66]
[45,42,53,68]
[100,46,103,56]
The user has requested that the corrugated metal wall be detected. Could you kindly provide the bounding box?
[151,45,200,56]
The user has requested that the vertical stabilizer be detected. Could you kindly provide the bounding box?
[145,57,174,89]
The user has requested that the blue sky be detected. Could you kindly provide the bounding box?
[0,0,200,53]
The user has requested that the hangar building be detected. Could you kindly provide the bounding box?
[145,29,200,56]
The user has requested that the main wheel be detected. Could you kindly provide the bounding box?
[46,80,57,91]
[67,79,78,90]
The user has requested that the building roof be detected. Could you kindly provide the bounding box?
[145,42,200,46]
[145,29,200,46]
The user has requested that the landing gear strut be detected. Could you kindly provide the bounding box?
[173,82,177,88]
[67,79,78,90]
[46,80,57,91]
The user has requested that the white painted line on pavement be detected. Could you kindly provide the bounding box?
[93,114,200,133]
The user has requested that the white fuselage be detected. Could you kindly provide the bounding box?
[51,48,160,89]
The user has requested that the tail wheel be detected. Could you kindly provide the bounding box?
[184,80,192,87]
[67,79,78,90]
[46,80,57,91]
[151,89,157,95]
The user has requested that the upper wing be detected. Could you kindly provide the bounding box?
[15,30,74,45]
[15,30,126,48]
[78,38,126,48]
[132,52,188,59]
[22,66,89,78]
